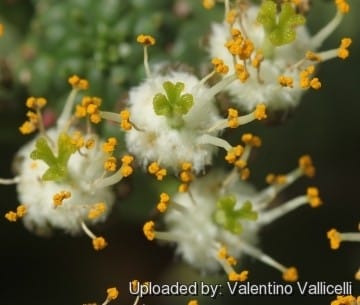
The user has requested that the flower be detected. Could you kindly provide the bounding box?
[208,1,351,112]
[1,76,135,249]
[143,152,321,280]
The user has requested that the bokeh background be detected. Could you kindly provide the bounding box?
[0,1,359,304]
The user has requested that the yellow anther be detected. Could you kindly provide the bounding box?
[228,270,248,282]
[16,205,27,217]
[0,24,4,37]
[254,104,267,120]
[235,63,249,83]
[231,28,242,38]
[212,57,229,74]
[252,51,264,69]
[227,108,239,128]
[77,96,102,123]
[5,211,17,222]
[143,221,155,241]
[68,75,89,90]
[202,0,215,10]
[157,192,170,213]
[178,183,189,193]
[306,51,322,61]
[92,236,107,251]
[338,37,352,59]
[181,162,192,171]
[225,145,244,164]
[75,105,87,118]
[53,191,71,208]
[121,155,134,165]
[90,113,101,124]
[120,109,132,131]
[71,131,85,149]
[327,228,341,249]
[226,10,237,24]
[278,75,294,88]
[155,168,167,181]
[160,192,170,203]
[88,203,107,219]
[331,295,358,305]
[276,175,287,184]
[240,168,250,180]
[19,121,37,135]
[335,0,350,14]
[266,173,276,184]
[120,165,133,177]
[102,137,117,153]
[85,138,95,149]
[235,159,247,169]
[148,162,160,174]
[307,187,322,207]
[227,256,237,266]
[137,34,156,46]
[148,162,166,180]
[355,270,360,281]
[106,287,119,301]
[104,156,117,172]
[310,77,321,90]
[218,246,228,259]
[282,267,298,282]
[26,97,47,109]
[298,155,315,177]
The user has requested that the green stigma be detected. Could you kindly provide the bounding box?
[212,195,258,234]
[153,81,194,128]
[30,133,77,182]
[257,0,306,46]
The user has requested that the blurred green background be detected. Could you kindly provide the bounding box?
[0,0,359,304]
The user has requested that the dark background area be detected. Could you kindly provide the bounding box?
[0,1,359,304]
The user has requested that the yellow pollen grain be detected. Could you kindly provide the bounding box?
[335,0,350,14]
[88,203,107,220]
[282,267,298,282]
[254,104,267,120]
[327,228,341,249]
[143,221,155,241]
[228,270,248,282]
[202,0,215,9]
[106,287,119,300]
[120,165,133,177]
[5,211,17,222]
[310,78,321,90]
[278,75,294,88]
[137,34,156,46]
[16,205,27,217]
[92,236,107,251]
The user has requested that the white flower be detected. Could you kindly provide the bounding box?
[144,154,322,281]
[208,1,351,111]
[14,128,114,236]
[124,71,221,173]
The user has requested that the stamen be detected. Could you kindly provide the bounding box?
[81,221,107,250]
[143,220,179,242]
[240,240,298,281]
[101,287,119,305]
[137,34,156,78]
[327,228,360,250]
